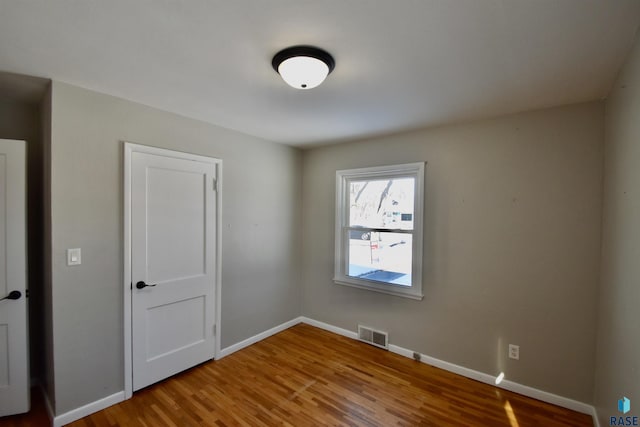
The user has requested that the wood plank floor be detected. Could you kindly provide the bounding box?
[4,324,593,426]
[2,385,51,427]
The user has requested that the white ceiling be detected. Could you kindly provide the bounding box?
[1,1,638,146]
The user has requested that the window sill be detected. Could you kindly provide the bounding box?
[333,277,424,300]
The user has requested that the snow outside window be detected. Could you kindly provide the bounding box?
[334,163,424,300]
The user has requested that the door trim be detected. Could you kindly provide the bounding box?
[123,142,222,399]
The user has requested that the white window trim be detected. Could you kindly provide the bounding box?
[334,162,425,300]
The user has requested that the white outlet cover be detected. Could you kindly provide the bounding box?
[67,248,82,266]
[508,344,520,360]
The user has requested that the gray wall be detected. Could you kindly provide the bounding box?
[594,32,640,423]
[27,63,635,415]
[48,81,302,414]
[301,102,603,402]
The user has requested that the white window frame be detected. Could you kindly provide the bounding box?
[334,162,424,300]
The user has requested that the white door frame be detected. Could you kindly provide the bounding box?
[123,142,222,399]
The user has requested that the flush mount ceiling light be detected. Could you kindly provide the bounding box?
[272,45,335,90]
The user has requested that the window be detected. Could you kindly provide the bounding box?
[334,163,424,299]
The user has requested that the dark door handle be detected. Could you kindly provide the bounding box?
[136,281,157,289]
[0,290,22,301]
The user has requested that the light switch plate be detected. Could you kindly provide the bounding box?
[67,248,81,266]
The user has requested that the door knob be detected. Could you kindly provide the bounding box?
[136,281,157,289]
[0,290,21,301]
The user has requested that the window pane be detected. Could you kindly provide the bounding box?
[349,177,414,229]
[347,232,412,286]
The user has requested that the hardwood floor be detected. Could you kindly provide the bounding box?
[4,324,593,426]
[2,385,51,427]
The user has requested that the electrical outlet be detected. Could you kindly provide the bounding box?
[508,344,520,360]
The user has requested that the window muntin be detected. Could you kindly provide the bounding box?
[335,163,424,299]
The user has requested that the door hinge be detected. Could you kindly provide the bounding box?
[213,324,216,335]
[212,178,217,192]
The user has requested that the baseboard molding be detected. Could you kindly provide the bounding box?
[591,406,601,427]
[218,317,304,359]
[299,317,358,340]
[46,316,597,426]
[51,391,125,427]
[45,318,302,426]
[391,343,593,415]
[300,317,596,421]
[498,379,593,415]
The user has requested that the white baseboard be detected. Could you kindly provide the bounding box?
[218,317,304,359]
[498,378,593,415]
[45,316,597,426]
[591,406,601,427]
[299,317,358,340]
[391,343,593,415]
[300,316,596,421]
[44,318,302,426]
[51,391,125,427]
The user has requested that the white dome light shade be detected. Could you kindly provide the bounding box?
[272,46,335,90]
[278,56,329,89]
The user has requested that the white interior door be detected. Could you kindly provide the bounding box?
[130,146,218,391]
[0,139,29,417]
